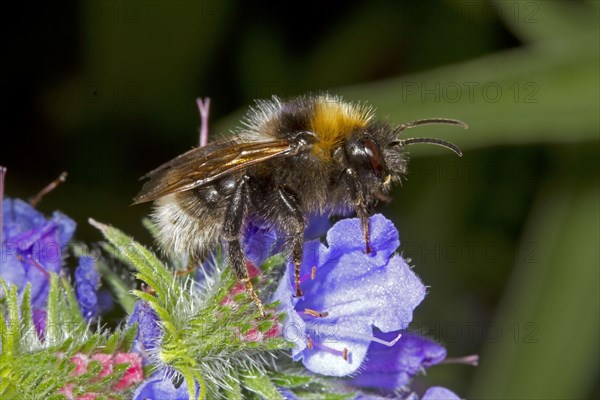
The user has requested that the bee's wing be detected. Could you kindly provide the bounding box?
[133,138,295,204]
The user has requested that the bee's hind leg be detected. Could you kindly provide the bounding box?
[223,176,266,317]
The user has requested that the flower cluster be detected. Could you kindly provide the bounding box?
[1,197,76,335]
[1,165,470,399]
[0,170,101,337]
[271,214,460,398]
[274,214,426,376]
[0,168,139,399]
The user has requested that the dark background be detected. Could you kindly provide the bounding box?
[3,1,598,399]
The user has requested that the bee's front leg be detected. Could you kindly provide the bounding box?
[275,187,306,298]
[223,176,266,317]
[343,168,372,254]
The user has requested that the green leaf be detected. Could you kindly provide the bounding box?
[257,319,276,334]
[494,0,598,44]
[45,274,61,345]
[270,372,312,388]
[180,366,198,400]
[103,329,122,354]
[241,372,284,400]
[18,284,40,352]
[89,218,185,310]
[20,284,34,338]
[260,254,286,272]
[1,282,20,359]
[222,371,243,400]
[120,324,139,353]
[80,333,103,354]
[61,277,85,328]
[470,180,600,398]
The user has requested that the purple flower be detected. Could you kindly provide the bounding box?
[242,220,280,266]
[303,212,332,240]
[273,214,426,376]
[239,214,329,268]
[1,197,76,335]
[349,331,447,391]
[133,370,199,400]
[354,386,461,400]
[74,256,99,321]
[128,300,162,365]
[420,387,461,400]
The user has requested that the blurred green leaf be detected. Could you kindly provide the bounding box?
[341,32,598,152]
[469,179,600,399]
[494,0,598,44]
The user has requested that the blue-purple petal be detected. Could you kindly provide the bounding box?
[51,211,77,246]
[97,288,114,314]
[33,308,47,339]
[243,222,279,266]
[1,197,76,311]
[273,214,426,377]
[325,214,399,266]
[278,387,300,400]
[128,300,163,364]
[76,284,97,309]
[2,198,46,238]
[74,256,99,321]
[28,230,63,308]
[133,371,198,400]
[0,255,26,292]
[350,332,446,391]
[421,387,461,400]
[303,212,332,240]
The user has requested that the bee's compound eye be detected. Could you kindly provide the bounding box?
[364,138,384,175]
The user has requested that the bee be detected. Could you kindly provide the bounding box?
[133,94,467,316]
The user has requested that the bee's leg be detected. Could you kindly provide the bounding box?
[344,168,372,254]
[230,240,265,318]
[357,206,372,254]
[175,260,201,276]
[276,187,306,297]
[223,176,266,317]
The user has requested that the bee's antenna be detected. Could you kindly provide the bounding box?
[395,118,468,132]
[394,118,467,157]
[400,137,463,157]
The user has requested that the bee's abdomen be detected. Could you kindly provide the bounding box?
[151,178,236,261]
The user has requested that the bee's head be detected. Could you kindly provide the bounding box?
[344,118,467,195]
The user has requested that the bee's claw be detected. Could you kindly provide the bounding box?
[257,305,266,318]
[293,285,304,298]
[243,279,266,317]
